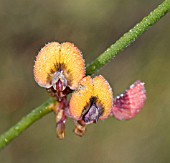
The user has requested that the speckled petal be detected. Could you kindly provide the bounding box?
[60,42,85,90]
[112,81,146,120]
[34,42,60,88]
[69,76,93,120]
[93,75,113,120]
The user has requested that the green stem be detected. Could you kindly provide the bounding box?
[0,98,55,150]
[86,0,170,75]
[0,0,170,150]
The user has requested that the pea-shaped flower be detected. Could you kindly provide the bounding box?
[34,42,85,99]
[69,75,113,135]
[70,75,113,123]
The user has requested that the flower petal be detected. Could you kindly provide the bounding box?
[69,76,93,120]
[112,81,146,120]
[93,75,113,120]
[34,42,60,88]
[60,42,85,90]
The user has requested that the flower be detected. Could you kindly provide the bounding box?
[34,42,85,99]
[69,75,113,124]
[111,80,146,120]
[33,42,147,138]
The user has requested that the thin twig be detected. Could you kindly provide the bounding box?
[0,98,55,150]
[86,0,170,75]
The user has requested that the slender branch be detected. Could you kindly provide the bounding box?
[86,0,170,75]
[0,0,170,150]
[0,98,55,150]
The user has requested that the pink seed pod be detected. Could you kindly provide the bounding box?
[111,80,146,120]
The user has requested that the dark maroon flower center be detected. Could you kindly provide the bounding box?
[82,101,100,124]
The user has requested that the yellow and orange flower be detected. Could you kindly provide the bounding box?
[34,42,85,92]
[69,75,113,124]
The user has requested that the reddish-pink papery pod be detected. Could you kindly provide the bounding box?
[112,81,146,120]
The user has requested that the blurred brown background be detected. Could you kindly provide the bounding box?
[0,0,170,162]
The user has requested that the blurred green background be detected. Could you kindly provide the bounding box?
[0,0,170,162]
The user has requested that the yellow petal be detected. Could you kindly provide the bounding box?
[34,42,60,88]
[93,75,113,120]
[60,42,85,90]
[34,42,85,91]
[69,76,93,119]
